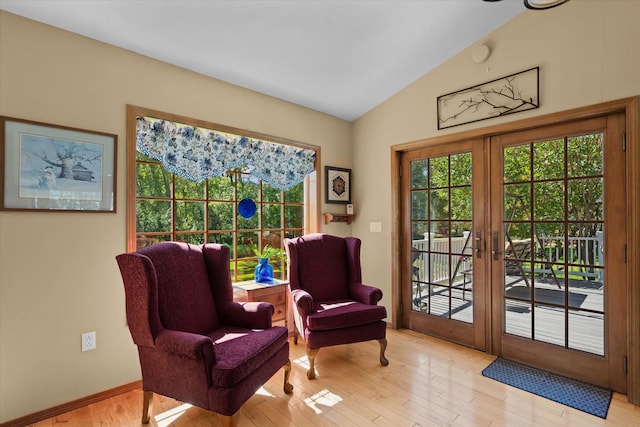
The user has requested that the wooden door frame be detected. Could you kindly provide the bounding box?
[390,96,640,405]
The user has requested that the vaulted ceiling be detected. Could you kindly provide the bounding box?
[0,0,525,121]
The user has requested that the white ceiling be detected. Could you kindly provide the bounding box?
[0,0,525,121]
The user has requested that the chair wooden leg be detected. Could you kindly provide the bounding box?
[293,327,298,345]
[218,412,239,427]
[283,359,294,394]
[306,348,319,379]
[378,339,389,366]
[141,390,153,424]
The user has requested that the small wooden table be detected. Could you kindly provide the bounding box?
[233,279,288,326]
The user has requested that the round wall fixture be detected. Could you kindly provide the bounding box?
[524,0,570,9]
[483,0,570,9]
[238,198,257,219]
[472,44,491,63]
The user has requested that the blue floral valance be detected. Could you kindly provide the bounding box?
[136,117,316,190]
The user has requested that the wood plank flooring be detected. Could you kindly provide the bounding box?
[27,328,640,426]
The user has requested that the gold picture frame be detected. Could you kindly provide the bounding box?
[0,116,117,212]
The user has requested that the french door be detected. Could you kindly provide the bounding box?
[401,113,627,392]
[490,114,627,392]
[401,138,488,350]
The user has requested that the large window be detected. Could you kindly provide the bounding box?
[127,105,319,282]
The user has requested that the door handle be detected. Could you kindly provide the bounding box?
[474,231,482,259]
[492,231,501,260]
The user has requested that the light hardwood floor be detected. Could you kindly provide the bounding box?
[28,328,640,427]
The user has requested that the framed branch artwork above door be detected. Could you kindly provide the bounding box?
[437,67,539,130]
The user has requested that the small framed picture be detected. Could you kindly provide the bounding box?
[1,116,117,212]
[325,166,351,204]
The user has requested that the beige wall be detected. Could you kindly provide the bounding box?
[0,11,352,422]
[352,0,640,312]
[2,0,640,422]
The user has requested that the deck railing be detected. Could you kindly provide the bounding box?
[412,231,604,285]
[537,232,603,281]
[412,232,472,285]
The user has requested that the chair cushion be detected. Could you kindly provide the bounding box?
[306,301,387,331]
[209,325,289,388]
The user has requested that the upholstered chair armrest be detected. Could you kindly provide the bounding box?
[154,329,216,362]
[217,301,274,329]
[349,283,383,305]
[291,289,315,315]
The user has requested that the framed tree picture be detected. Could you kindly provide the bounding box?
[325,166,351,204]
[0,116,117,212]
[437,67,539,129]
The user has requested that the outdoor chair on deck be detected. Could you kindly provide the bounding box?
[505,239,533,286]
[116,242,293,427]
[505,238,561,289]
[285,233,388,379]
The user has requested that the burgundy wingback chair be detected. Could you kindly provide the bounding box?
[116,242,293,427]
[285,233,388,379]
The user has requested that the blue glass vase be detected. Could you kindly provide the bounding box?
[254,257,274,283]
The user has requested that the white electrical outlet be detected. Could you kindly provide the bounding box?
[82,331,96,352]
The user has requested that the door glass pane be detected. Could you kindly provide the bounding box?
[429,189,450,220]
[504,144,531,183]
[503,184,530,221]
[568,134,603,177]
[411,159,428,188]
[505,300,531,338]
[412,190,428,220]
[534,304,565,347]
[451,187,471,220]
[569,310,604,356]
[450,152,472,186]
[429,157,449,187]
[533,139,565,180]
[535,223,565,262]
[410,153,473,323]
[534,181,564,221]
[568,179,603,220]
[502,133,605,355]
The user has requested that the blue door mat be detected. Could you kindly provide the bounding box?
[482,357,612,419]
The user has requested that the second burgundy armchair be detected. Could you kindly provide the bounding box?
[285,233,388,379]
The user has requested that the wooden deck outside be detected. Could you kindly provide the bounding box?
[412,275,605,356]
